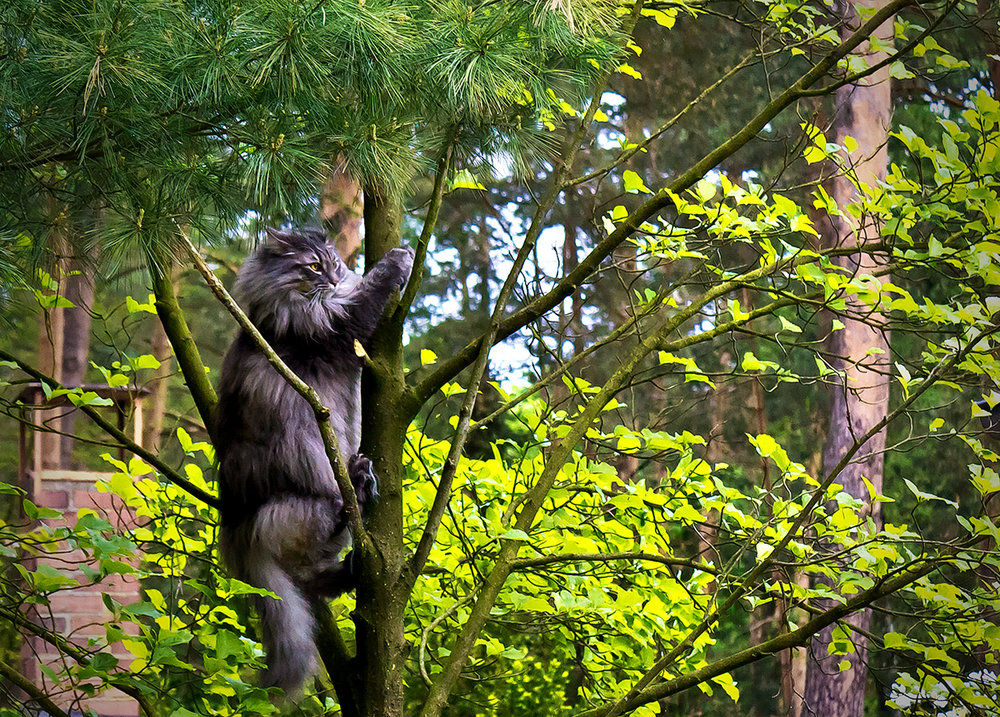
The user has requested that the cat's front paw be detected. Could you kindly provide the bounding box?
[348,453,378,508]
[384,246,415,289]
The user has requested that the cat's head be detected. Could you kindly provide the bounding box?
[234,227,359,339]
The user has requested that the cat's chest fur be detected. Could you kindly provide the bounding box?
[225,330,364,455]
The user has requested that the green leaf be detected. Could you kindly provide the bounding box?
[617,434,642,453]
[883,632,907,649]
[450,169,487,191]
[500,529,530,541]
[622,170,651,194]
[132,354,161,370]
[125,294,157,314]
[903,478,958,508]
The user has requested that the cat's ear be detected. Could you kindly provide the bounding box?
[264,227,296,250]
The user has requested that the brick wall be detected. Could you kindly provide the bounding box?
[20,470,140,717]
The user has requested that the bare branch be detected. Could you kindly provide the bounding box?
[393,141,455,329]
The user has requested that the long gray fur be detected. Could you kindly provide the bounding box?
[215,227,413,692]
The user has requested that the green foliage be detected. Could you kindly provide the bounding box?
[3,0,1000,715]
[0,432,286,716]
[0,0,624,271]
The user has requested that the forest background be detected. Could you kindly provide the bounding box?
[1,0,1000,716]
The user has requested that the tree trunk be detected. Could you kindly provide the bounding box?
[58,264,95,468]
[801,1,892,714]
[321,162,364,268]
[37,240,95,470]
[353,190,408,717]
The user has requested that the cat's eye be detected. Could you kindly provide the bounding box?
[305,262,322,273]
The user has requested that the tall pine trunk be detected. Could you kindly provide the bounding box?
[321,162,364,268]
[801,1,892,713]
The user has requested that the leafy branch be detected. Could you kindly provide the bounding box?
[416,231,849,716]
[575,548,967,716]
[409,0,919,408]
[0,604,155,716]
[593,333,982,717]
[0,348,219,508]
[0,657,72,717]
[399,0,648,601]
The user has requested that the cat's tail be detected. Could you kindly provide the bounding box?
[247,558,317,693]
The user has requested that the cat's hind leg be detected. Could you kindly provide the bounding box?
[221,510,319,693]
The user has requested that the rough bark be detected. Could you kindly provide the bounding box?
[801,1,893,714]
[321,163,364,269]
[353,190,408,717]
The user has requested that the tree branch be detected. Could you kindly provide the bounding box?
[313,601,361,717]
[0,348,219,508]
[415,236,947,717]
[1,604,155,715]
[147,259,218,438]
[0,657,73,717]
[472,283,674,431]
[417,243,790,716]
[392,140,455,332]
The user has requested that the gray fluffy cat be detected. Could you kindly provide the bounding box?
[216,227,414,692]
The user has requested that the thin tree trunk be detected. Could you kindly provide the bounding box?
[58,264,95,468]
[321,162,364,268]
[142,320,172,452]
[802,1,893,714]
